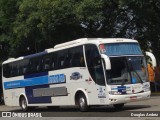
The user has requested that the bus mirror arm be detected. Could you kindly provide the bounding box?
[101,54,111,70]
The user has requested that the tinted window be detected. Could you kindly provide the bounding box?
[3,64,10,78]
[56,45,85,69]
[3,45,85,78]
[63,50,72,68]
[11,63,17,77]
[42,54,52,71]
[69,46,85,67]
[57,50,67,69]
[28,58,36,74]
[22,59,29,74]
[85,44,105,85]
[50,53,57,70]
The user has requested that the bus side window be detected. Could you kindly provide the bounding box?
[36,58,42,72]
[63,52,71,68]
[19,66,23,76]
[72,53,80,67]
[13,63,17,77]
[17,61,23,76]
[60,57,65,68]
[44,56,51,70]
[28,59,36,74]
[32,57,42,73]
[70,46,85,67]
[35,57,42,73]
[16,63,20,76]
[7,64,11,77]
[57,50,66,69]
[9,61,19,76]
[42,54,51,71]
[50,53,57,70]
[3,64,10,78]
[28,60,32,74]
[23,67,27,74]
[9,64,12,77]
[22,59,29,75]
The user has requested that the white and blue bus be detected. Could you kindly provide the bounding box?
[2,38,150,111]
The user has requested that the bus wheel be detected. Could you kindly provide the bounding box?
[78,94,88,112]
[20,96,28,112]
[113,103,124,110]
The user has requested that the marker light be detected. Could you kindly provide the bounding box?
[99,44,106,53]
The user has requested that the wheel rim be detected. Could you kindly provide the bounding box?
[21,98,27,110]
[79,97,85,108]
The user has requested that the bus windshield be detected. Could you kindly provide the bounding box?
[106,56,148,85]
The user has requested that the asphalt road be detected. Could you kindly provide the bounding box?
[0,96,160,119]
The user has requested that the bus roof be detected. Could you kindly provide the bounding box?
[2,38,138,64]
[54,38,138,49]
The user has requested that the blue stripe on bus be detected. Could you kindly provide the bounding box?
[24,72,48,79]
[111,86,130,90]
[3,74,66,89]
[25,85,51,104]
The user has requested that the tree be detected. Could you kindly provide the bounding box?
[0,0,18,59]
[12,0,105,57]
[117,0,160,60]
[0,0,160,61]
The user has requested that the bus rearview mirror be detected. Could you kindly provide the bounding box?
[145,51,157,68]
[101,54,111,70]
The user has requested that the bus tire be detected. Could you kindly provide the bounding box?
[113,103,124,110]
[20,96,28,112]
[78,94,88,112]
[20,96,35,112]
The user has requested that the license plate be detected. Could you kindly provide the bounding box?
[130,96,137,101]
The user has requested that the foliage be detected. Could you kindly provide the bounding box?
[0,0,160,62]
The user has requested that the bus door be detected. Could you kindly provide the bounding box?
[85,45,107,104]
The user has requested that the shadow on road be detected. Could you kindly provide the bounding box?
[9,105,151,113]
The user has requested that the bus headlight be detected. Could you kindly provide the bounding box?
[109,91,122,95]
[143,84,150,92]
[143,87,150,92]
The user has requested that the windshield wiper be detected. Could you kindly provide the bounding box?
[128,62,144,84]
[121,79,127,86]
[132,69,144,83]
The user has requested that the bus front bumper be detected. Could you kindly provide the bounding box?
[108,91,151,105]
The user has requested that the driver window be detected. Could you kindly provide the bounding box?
[85,44,105,85]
